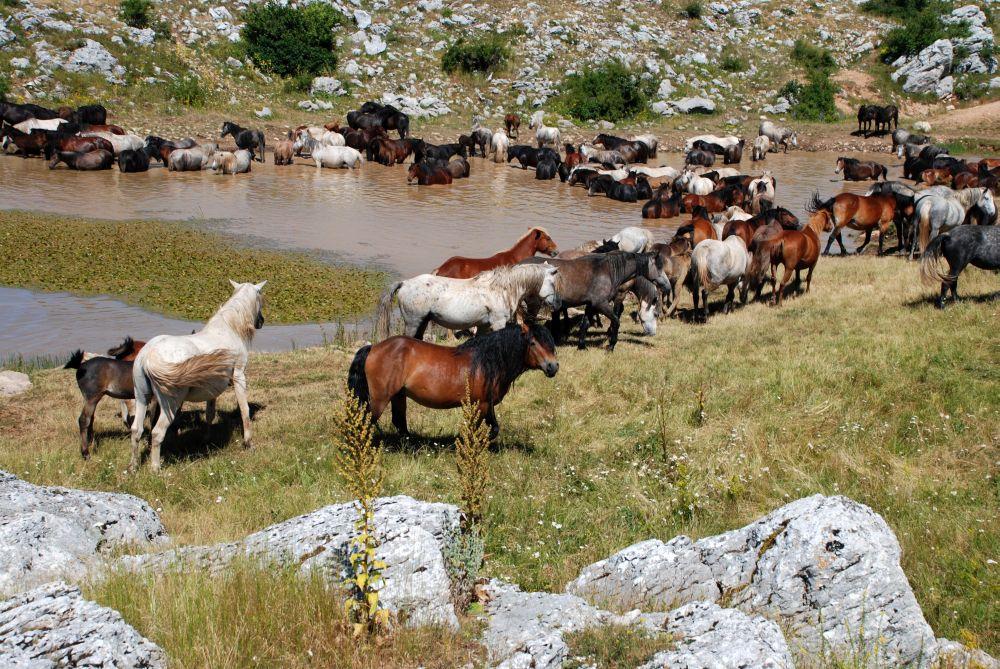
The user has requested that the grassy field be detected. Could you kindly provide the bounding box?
[0,254,997,666]
[0,210,386,323]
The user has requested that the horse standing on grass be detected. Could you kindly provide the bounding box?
[688,236,749,321]
[811,192,901,257]
[911,187,996,256]
[433,228,558,279]
[920,226,1000,309]
[130,280,266,472]
[348,324,558,440]
[746,208,835,305]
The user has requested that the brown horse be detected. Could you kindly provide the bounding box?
[643,185,683,219]
[83,124,126,135]
[64,337,148,458]
[811,192,899,256]
[920,168,953,187]
[49,149,114,170]
[674,213,720,245]
[407,161,453,185]
[504,113,521,138]
[682,186,745,214]
[347,324,558,439]
[42,134,114,160]
[747,209,834,305]
[433,228,558,279]
[651,238,693,317]
[835,157,887,181]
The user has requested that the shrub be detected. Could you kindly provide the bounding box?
[441,35,510,74]
[787,70,840,122]
[281,71,314,94]
[558,60,647,123]
[874,1,970,62]
[0,72,9,102]
[720,53,748,73]
[167,74,207,107]
[119,0,153,29]
[682,0,703,18]
[241,2,340,77]
[791,39,836,74]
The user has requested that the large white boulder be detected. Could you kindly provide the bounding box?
[668,97,716,114]
[0,371,31,397]
[63,39,126,84]
[892,39,953,94]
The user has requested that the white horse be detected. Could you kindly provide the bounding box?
[130,280,266,472]
[375,264,560,340]
[685,134,740,151]
[81,131,145,154]
[714,206,753,225]
[314,145,363,169]
[912,187,996,255]
[676,169,714,195]
[319,130,345,147]
[630,165,678,180]
[14,118,68,133]
[168,143,217,171]
[690,236,749,320]
[491,130,509,163]
[752,135,771,161]
[611,226,654,253]
[529,111,560,149]
[709,167,741,178]
[629,133,659,157]
[749,171,776,200]
[208,149,253,175]
[580,144,625,165]
[758,120,797,153]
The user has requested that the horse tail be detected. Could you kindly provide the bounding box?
[694,251,714,293]
[107,336,135,359]
[917,208,932,255]
[142,349,236,395]
[806,191,834,213]
[347,345,372,410]
[64,349,84,370]
[374,281,403,341]
[919,233,953,285]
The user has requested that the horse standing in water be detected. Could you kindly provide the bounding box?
[130,281,266,472]
[433,228,559,279]
[348,323,558,439]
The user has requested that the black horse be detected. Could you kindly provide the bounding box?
[220,121,265,162]
[920,226,1000,308]
[349,102,410,138]
[118,147,152,173]
[68,104,108,126]
[685,148,715,168]
[508,145,560,169]
[536,158,558,180]
[0,101,60,125]
[417,142,467,162]
[692,140,727,155]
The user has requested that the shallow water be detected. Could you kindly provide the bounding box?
[0,149,897,357]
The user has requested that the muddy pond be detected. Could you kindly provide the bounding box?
[0,150,897,357]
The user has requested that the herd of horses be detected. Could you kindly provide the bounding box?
[5,96,995,468]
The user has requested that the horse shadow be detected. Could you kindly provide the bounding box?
[379,428,535,455]
[158,402,266,464]
[903,290,1000,309]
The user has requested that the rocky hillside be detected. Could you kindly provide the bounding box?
[1,0,996,129]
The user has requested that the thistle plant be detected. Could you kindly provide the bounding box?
[334,387,389,636]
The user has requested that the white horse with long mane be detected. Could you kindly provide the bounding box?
[912,186,996,255]
[130,280,266,472]
[529,111,561,149]
[375,264,560,340]
[690,236,749,321]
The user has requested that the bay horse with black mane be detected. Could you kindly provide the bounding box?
[220,121,265,162]
[434,228,559,279]
[504,113,521,138]
[836,157,887,181]
[407,161,453,185]
[348,323,558,439]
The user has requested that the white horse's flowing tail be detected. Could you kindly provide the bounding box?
[143,349,237,395]
[374,281,403,341]
[919,233,953,286]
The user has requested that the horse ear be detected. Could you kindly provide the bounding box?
[535,230,541,239]
[229,279,240,290]
[255,280,268,291]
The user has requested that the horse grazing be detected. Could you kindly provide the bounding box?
[747,207,834,305]
[314,146,363,169]
[920,225,1000,308]
[433,228,558,279]
[809,192,899,256]
[348,324,557,439]
[911,187,996,256]
[529,111,560,148]
[49,149,114,171]
[689,236,749,321]
[835,157,886,181]
[504,113,521,138]
[407,161,453,185]
[758,120,797,153]
[220,121,265,162]
[130,280,266,472]
[375,264,560,340]
[64,337,147,458]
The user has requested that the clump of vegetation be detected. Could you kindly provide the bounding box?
[334,388,390,637]
[241,2,341,77]
[166,74,207,107]
[119,0,153,28]
[0,71,9,102]
[441,35,511,74]
[720,53,748,73]
[558,61,647,122]
[780,39,839,122]
[682,0,704,19]
[863,0,970,62]
[0,211,386,322]
[791,39,837,73]
[281,71,314,94]
[565,625,675,668]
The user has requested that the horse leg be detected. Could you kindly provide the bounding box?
[233,369,253,449]
[701,289,710,322]
[775,266,794,306]
[129,388,151,472]
[483,403,500,441]
[576,306,591,350]
[205,399,216,427]
[836,230,848,256]
[691,285,701,320]
[856,229,873,255]
[78,394,101,459]
[148,397,178,473]
[805,265,815,293]
[822,227,838,255]
[390,392,409,436]
[724,285,736,313]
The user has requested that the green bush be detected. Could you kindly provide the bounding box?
[0,72,9,102]
[720,53,748,72]
[861,0,932,19]
[791,39,837,73]
[167,74,207,107]
[241,2,341,77]
[441,36,510,74]
[785,70,839,122]
[281,72,314,94]
[682,0,703,18]
[557,61,647,122]
[119,0,153,29]
[873,1,969,62]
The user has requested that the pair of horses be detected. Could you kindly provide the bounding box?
[856,104,898,136]
[347,101,410,139]
[220,122,265,162]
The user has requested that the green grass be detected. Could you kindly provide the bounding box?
[564,625,674,667]
[0,211,386,323]
[1,255,997,665]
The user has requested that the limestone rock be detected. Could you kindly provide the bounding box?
[668,97,716,114]
[119,495,461,629]
[0,18,15,47]
[365,34,387,56]
[636,601,793,669]
[913,121,932,133]
[225,56,243,69]
[0,471,166,594]
[568,495,937,666]
[208,6,232,21]
[255,107,272,119]
[126,27,155,46]
[0,371,31,397]
[354,9,372,29]
[933,638,1000,669]
[657,78,676,98]
[63,39,126,84]
[310,76,344,96]
[892,39,953,94]
[935,75,954,99]
[0,581,167,668]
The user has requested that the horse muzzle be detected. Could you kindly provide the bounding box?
[543,361,559,377]
[255,314,265,330]
[544,294,562,310]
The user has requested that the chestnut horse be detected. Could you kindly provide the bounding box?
[746,209,834,305]
[835,157,887,181]
[504,113,521,138]
[347,324,558,439]
[812,192,899,256]
[674,212,721,245]
[407,161,453,185]
[433,228,558,279]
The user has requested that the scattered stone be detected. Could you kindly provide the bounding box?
[763,97,791,114]
[63,39,126,84]
[255,107,272,119]
[596,120,615,130]
[913,120,932,132]
[657,78,676,98]
[310,76,345,96]
[0,581,167,669]
[0,470,166,594]
[0,18,15,47]
[208,6,232,21]
[126,27,155,46]
[226,56,243,69]
[119,496,461,629]
[892,39,953,95]
[0,371,31,397]
[990,77,1000,89]
[668,97,716,113]
[41,19,73,32]
[10,57,30,70]
[354,9,372,29]
[364,33,387,56]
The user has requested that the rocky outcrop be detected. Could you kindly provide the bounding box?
[568,495,938,666]
[892,39,954,96]
[0,471,166,595]
[118,495,461,629]
[0,581,167,668]
[668,97,716,114]
[0,371,32,397]
[310,76,346,97]
[63,39,126,84]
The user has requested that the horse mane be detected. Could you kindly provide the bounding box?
[474,263,547,297]
[107,336,136,359]
[806,191,833,213]
[839,157,860,166]
[456,324,554,402]
[205,288,259,343]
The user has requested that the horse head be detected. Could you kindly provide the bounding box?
[521,322,558,378]
[538,263,561,311]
